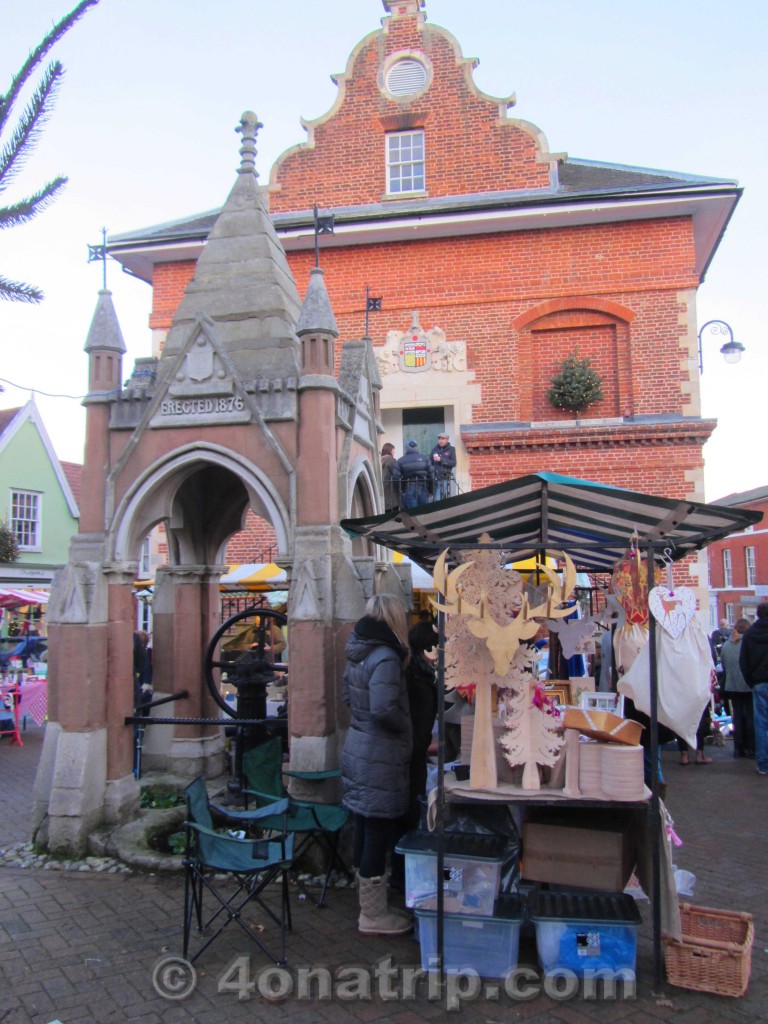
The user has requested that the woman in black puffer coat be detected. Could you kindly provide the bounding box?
[341,593,413,935]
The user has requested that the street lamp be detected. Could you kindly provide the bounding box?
[697,319,745,373]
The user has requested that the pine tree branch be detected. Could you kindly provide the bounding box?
[0,177,68,230]
[0,0,100,132]
[0,63,65,191]
[0,275,44,304]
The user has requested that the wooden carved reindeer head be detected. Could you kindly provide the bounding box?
[431,548,578,676]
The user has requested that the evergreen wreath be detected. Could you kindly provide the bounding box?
[548,350,604,414]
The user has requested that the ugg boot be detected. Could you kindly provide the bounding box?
[358,875,412,935]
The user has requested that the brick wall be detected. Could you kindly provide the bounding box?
[141,5,707,511]
[149,261,197,330]
[268,18,549,212]
[224,510,278,565]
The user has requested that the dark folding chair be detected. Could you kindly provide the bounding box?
[243,737,353,908]
[183,777,294,965]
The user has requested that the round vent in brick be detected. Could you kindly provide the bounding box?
[386,58,428,97]
[548,351,604,414]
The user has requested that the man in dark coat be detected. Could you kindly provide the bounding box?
[739,603,768,775]
[710,617,730,693]
[392,440,433,509]
[429,432,457,500]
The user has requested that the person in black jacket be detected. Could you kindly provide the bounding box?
[403,625,438,828]
[341,594,413,935]
[739,603,768,775]
[392,440,433,508]
[389,619,439,894]
[710,617,730,693]
[429,432,457,501]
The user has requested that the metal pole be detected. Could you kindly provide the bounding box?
[435,602,446,989]
[647,541,664,991]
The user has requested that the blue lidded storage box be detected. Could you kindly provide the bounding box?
[415,895,523,977]
[395,829,506,916]
[529,891,641,976]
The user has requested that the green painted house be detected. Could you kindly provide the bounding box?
[0,400,81,588]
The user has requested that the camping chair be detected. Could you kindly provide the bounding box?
[183,777,294,965]
[242,736,353,908]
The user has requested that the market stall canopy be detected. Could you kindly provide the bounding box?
[341,472,762,573]
[0,587,49,610]
[219,563,288,591]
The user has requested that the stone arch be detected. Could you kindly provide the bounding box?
[347,457,378,556]
[347,456,378,518]
[110,443,292,568]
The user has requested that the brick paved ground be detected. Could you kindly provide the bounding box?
[1,724,767,1023]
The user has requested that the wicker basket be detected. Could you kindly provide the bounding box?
[664,902,754,997]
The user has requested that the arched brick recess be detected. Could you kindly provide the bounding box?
[512,297,636,331]
[515,302,634,422]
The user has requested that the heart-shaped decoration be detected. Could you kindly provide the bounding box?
[648,585,697,639]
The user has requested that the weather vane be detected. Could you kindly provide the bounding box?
[87,227,109,289]
[313,204,335,267]
[364,285,382,336]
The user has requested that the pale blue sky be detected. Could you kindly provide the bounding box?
[1,0,766,499]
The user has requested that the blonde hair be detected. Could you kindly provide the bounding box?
[365,593,409,653]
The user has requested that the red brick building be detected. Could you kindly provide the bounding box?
[707,486,768,627]
[109,0,739,509]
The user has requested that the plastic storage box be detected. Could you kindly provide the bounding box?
[529,890,641,976]
[415,895,523,976]
[395,830,506,916]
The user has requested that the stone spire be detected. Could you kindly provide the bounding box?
[84,289,126,356]
[297,267,338,338]
[297,267,338,381]
[83,289,125,395]
[160,111,302,380]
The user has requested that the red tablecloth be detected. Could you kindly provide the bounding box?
[18,679,48,726]
[1,679,47,744]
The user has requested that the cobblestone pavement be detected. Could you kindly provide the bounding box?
[1,724,767,1023]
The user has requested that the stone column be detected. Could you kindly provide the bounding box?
[103,567,142,825]
[32,537,111,856]
[152,566,226,778]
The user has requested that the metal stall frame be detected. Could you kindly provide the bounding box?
[342,472,762,993]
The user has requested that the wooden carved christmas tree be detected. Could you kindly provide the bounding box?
[500,675,564,790]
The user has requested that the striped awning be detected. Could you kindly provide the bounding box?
[341,472,762,573]
[0,587,49,610]
[219,562,288,591]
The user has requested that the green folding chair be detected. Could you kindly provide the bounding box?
[242,737,353,908]
[183,777,294,964]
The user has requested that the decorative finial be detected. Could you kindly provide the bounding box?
[236,111,263,176]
